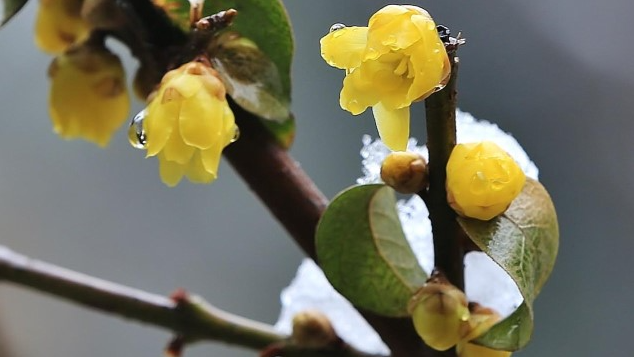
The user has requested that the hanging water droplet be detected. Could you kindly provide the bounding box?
[329,23,346,33]
[230,126,240,143]
[128,108,147,149]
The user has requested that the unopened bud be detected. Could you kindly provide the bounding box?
[409,272,470,351]
[446,141,525,221]
[291,310,338,349]
[380,151,428,194]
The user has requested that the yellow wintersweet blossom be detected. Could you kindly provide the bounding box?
[142,61,238,187]
[35,0,90,54]
[48,44,130,147]
[320,5,450,151]
[446,142,526,221]
[409,277,471,351]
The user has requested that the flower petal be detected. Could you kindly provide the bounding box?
[372,102,409,151]
[320,27,368,70]
[161,115,195,164]
[179,91,224,149]
[168,73,203,98]
[145,97,179,157]
[186,151,217,184]
[158,153,185,187]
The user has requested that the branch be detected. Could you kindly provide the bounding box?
[0,245,281,349]
[0,245,381,357]
[422,50,463,291]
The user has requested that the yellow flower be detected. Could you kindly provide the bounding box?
[141,61,238,187]
[320,5,450,151]
[35,0,90,54]
[446,142,526,221]
[409,278,471,351]
[48,44,130,147]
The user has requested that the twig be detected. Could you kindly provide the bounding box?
[0,245,281,349]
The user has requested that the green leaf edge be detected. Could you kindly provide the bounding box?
[459,178,559,351]
[316,184,427,317]
[1,0,29,26]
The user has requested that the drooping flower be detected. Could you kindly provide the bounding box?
[409,272,471,351]
[139,61,238,187]
[48,43,130,147]
[35,0,90,54]
[320,5,450,151]
[446,141,526,220]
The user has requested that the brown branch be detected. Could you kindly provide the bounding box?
[0,245,282,350]
[422,50,463,291]
[0,245,382,357]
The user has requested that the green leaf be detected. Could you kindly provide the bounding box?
[157,0,293,123]
[210,33,290,122]
[1,0,28,26]
[316,184,428,317]
[458,178,559,351]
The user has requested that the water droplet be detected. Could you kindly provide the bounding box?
[329,23,346,33]
[230,126,240,143]
[433,83,446,93]
[128,108,147,149]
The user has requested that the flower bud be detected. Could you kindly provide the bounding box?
[48,43,130,147]
[140,60,239,186]
[35,0,90,54]
[446,142,526,221]
[380,151,428,194]
[291,310,338,348]
[409,272,470,351]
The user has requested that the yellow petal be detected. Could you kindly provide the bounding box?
[169,73,203,98]
[320,26,368,69]
[339,66,381,114]
[179,91,224,149]
[34,0,90,54]
[372,102,409,151]
[161,116,195,164]
[158,153,185,187]
[185,151,217,184]
[145,98,179,157]
[201,141,224,175]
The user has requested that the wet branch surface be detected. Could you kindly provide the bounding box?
[422,53,464,291]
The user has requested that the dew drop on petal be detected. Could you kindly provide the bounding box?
[329,23,346,33]
[128,108,147,149]
[230,126,240,143]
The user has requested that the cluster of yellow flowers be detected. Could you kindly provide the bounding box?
[409,276,512,357]
[36,0,129,147]
[320,5,451,151]
[35,0,238,186]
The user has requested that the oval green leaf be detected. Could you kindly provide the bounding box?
[316,184,428,317]
[156,0,293,123]
[1,0,28,26]
[458,178,559,350]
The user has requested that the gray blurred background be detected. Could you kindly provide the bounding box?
[1,0,633,356]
